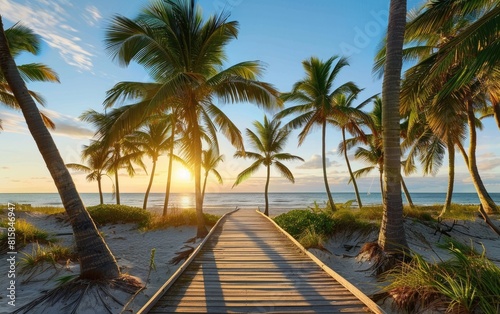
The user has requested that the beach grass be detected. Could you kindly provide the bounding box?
[13,204,66,215]
[0,219,54,250]
[87,204,152,227]
[146,209,220,230]
[384,240,500,313]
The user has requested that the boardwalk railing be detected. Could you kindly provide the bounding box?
[138,209,385,313]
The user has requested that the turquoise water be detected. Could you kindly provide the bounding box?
[1,192,498,216]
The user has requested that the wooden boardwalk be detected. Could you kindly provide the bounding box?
[140,209,384,313]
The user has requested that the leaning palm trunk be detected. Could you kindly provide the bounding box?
[441,140,455,216]
[97,176,104,205]
[190,114,208,238]
[465,100,498,214]
[342,129,362,208]
[400,175,414,208]
[264,165,271,216]
[143,158,157,210]
[163,123,176,216]
[114,170,120,205]
[378,0,408,252]
[0,17,120,279]
[321,121,336,210]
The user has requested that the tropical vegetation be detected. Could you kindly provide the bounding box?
[233,116,303,216]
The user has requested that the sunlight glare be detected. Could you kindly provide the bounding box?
[176,167,192,181]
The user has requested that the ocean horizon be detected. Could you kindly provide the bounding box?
[1,192,498,216]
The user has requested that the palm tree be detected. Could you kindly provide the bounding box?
[67,141,113,205]
[332,90,376,209]
[128,116,172,209]
[405,0,500,98]
[1,22,59,129]
[104,0,280,237]
[378,0,408,253]
[0,16,120,279]
[398,1,499,214]
[80,109,145,205]
[277,56,358,211]
[201,146,224,202]
[233,116,303,216]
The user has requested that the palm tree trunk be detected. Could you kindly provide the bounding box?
[97,176,104,205]
[201,171,208,203]
[0,17,120,279]
[342,128,362,209]
[114,169,120,205]
[264,164,271,216]
[190,111,208,238]
[143,158,157,210]
[379,167,384,202]
[321,121,336,210]
[163,123,176,216]
[441,140,455,216]
[400,175,414,208]
[465,100,498,214]
[378,0,408,252]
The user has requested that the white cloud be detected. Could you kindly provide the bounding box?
[0,0,94,71]
[297,154,337,169]
[0,109,94,139]
[41,109,94,138]
[84,5,102,26]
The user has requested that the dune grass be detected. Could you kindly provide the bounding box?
[20,243,77,272]
[86,204,152,227]
[0,219,54,250]
[16,204,66,215]
[384,240,500,313]
[146,209,220,230]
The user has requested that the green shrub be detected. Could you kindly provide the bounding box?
[146,209,220,230]
[87,204,151,227]
[274,210,334,239]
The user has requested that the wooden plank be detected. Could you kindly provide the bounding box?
[139,209,383,314]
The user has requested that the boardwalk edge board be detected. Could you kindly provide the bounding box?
[137,207,240,314]
[257,210,386,314]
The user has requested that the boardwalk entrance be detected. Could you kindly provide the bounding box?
[141,209,382,313]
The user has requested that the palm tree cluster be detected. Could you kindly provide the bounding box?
[0,0,498,281]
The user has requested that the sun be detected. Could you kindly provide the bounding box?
[176,167,192,181]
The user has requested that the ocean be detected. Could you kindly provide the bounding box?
[1,192,499,216]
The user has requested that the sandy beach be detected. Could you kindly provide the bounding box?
[0,210,200,313]
[1,208,500,314]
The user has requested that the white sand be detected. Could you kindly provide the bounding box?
[310,216,500,313]
[0,211,199,314]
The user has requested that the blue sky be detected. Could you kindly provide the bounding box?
[1,0,499,195]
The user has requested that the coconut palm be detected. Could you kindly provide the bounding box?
[1,23,59,129]
[0,16,120,279]
[405,0,500,99]
[201,146,224,202]
[396,1,499,214]
[277,56,358,211]
[332,90,376,209]
[80,109,146,205]
[128,116,172,209]
[67,141,113,205]
[378,0,408,253]
[104,0,280,237]
[233,116,303,216]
